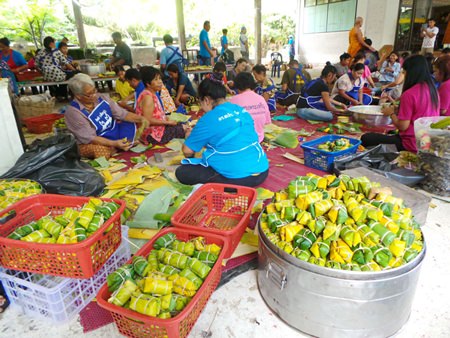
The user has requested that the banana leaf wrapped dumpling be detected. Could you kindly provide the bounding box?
[170,240,195,256]
[340,224,362,247]
[132,255,150,277]
[389,238,406,258]
[147,250,159,271]
[108,279,138,306]
[323,221,341,241]
[293,228,317,250]
[341,262,362,271]
[287,178,316,199]
[325,260,342,269]
[76,201,97,228]
[369,221,396,246]
[192,251,218,267]
[310,236,331,259]
[160,294,176,312]
[356,224,380,247]
[361,260,382,271]
[20,229,50,242]
[281,206,297,222]
[291,248,311,262]
[143,277,173,295]
[280,223,302,242]
[179,268,203,290]
[370,245,392,268]
[107,264,136,292]
[154,233,176,250]
[97,201,120,219]
[187,257,211,279]
[129,292,161,317]
[308,256,326,267]
[352,243,374,265]
[327,205,348,225]
[330,239,353,263]
[162,250,189,270]
[38,216,63,238]
[8,222,39,240]
[310,199,333,218]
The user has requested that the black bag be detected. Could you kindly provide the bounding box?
[221,49,235,64]
[333,144,424,187]
[0,134,105,196]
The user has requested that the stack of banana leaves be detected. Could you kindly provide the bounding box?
[260,174,424,271]
[99,164,192,244]
[264,123,314,149]
[106,233,221,319]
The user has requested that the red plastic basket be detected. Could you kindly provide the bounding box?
[0,194,124,279]
[22,113,62,134]
[171,183,257,258]
[97,227,228,338]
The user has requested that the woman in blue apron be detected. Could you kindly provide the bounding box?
[253,64,277,112]
[276,60,311,107]
[65,73,147,159]
[296,64,347,121]
[176,77,269,187]
[331,63,372,106]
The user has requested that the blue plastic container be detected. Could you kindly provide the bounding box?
[301,135,361,172]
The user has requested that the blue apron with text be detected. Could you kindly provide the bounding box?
[256,79,277,112]
[181,122,264,170]
[298,78,328,110]
[71,98,136,142]
[275,67,309,101]
[345,74,372,105]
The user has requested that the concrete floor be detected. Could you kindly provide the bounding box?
[0,197,449,338]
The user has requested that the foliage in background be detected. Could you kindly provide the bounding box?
[0,0,76,49]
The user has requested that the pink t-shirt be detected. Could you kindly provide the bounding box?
[230,90,271,142]
[398,83,440,152]
[438,80,450,116]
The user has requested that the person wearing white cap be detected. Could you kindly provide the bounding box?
[240,26,249,60]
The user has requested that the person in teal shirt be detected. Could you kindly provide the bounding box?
[220,29,228,56]
[199,21,214,66]
[176,77,269,186]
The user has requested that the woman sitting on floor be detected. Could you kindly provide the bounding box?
[175,77,269,187]
[65,73,147,159]
[378,51,401,85]
[136,66,189,145]
[252,64,277,113]
[433,54,450,116]
[166,63,197,106]
[352,52,376,88]
[331,63,372,106]
[361,55,439,152]
[296,64,347,122]
[227,58,249,90]
[229,72,271,143]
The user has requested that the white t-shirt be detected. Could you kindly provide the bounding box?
[240,33,248,52]
[422,26,439,48]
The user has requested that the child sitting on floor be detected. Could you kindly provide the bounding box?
[114,65,134,100]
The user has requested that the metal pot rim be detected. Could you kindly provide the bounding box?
[257,218,426,281]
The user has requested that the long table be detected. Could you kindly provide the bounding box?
[17,76,119,90]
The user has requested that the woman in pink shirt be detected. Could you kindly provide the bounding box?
[361,55,440,152]
[433,54,450,116]
[229,72,271,142]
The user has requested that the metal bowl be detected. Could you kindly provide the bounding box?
[348,105,392,126]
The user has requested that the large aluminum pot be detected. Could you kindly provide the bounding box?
[349,105,392,126]
[80,63,106,76]
[257,222,425,338]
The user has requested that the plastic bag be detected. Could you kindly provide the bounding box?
[0,134,105,196]
[333,144,424,187]
[414,116,450,158]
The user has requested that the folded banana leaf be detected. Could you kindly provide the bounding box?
[291,247,311,261]
[147,250,159,271]
[328,205,348,224]
[280,223,302,243]
[160,294,176,312]
[311,199,333,218]
[287,179,315,199]
[389,238,406,258]
[331,239,353,263]
[403,248,420,263]
[133,255,150,277]
[20,229,50,242]
[341,262,362,271]
[173,294,190,311]
[361,260,382,271]
[296,210,312,225]
[97,201,120,219]
[107,264,135,292]
[162,250,189,270]
[323,221,341,241]
[340,224,362,247]
[158,263,180,276]
[308,256,326,267]
[325,260,342,269]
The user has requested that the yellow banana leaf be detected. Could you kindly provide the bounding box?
[389,238,406,257]
[167,154,185,165]
[240,232,259,247]
[280,223,302,242]
[128,228,160,239]
[136,177,170,191]
[252,200,264,214]
[256,187,275,201]
[333,239,353,263]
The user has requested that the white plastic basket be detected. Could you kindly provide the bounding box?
[0,226,131,325]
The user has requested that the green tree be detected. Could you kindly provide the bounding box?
[0,0,74,49]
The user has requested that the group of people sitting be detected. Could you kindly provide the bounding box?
[65,63,271,187]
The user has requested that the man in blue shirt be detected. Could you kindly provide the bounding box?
[160,34,183,76]
[199,21,214,66]
[220,29,228,56]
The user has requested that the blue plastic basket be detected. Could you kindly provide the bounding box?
[301,135,361,172]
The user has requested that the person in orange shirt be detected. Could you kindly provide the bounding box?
[348,17,376,58]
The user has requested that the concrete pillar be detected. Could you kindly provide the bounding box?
[176,0,187,50]
[72,0,87,49]
[255,0,262,63]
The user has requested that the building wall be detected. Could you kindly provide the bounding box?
[297,0,400,65]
